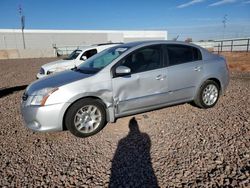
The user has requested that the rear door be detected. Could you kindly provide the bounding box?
[112,45,169,115]
[164,44,203,102]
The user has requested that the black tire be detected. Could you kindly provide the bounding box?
[65,98,106,138]
[194,80,220,109]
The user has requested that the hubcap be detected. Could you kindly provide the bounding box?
[74,105,102,133]
[202,84,218,106]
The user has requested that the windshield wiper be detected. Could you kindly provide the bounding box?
[71,67,98,74]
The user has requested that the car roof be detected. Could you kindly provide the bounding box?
[116,40,204,50]
[76,40,205,52]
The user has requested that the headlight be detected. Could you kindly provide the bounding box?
[30,87,58,106]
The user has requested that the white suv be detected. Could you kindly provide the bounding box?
[37,43,121,79]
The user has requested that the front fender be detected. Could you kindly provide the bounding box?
[66,91,115,123]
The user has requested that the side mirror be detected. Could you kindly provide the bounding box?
[81,56,87,61]
[115,66,131,76]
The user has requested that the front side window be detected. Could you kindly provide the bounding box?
[119,45,162,74]
[166,45,202,66]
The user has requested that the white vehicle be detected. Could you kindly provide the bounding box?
[37,43,122,79]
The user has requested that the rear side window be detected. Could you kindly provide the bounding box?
[166,45,202,66]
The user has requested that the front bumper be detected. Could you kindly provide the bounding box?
[21,101,71,132]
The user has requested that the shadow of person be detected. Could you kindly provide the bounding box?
[109,117,158,188]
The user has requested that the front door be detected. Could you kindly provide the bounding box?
[112,45,168,115]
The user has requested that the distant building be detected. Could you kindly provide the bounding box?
[0,29,167,50]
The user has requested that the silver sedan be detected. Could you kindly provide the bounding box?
[21,41,229,137]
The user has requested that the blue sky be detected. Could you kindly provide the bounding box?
[0,0,250,40]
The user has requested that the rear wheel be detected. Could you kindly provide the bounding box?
[65,99,106,137]
[194,80,220,108]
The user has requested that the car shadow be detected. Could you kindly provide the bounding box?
[0,85,28,98]
[109,117,158,188]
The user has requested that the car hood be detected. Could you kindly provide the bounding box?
[26,70,93,95]
[42,59,73,71]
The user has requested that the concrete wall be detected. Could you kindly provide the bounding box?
[0,29,167,50]
[0,49,56,59]
[0,29,167,59]
[0,31,110,49]
[124,37,165,42]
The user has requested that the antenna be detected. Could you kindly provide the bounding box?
[18,4,26,49]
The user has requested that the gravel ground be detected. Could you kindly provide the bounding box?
[0,58,249,187]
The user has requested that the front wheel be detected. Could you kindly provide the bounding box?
[65,99,107,138]
[194,80,220,108]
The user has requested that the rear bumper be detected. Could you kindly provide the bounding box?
[21,102,71,132]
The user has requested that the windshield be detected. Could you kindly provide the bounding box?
[77,46,129,73]
[64,50,82,60]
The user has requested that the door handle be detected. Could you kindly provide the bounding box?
[194,66,201,71]
[156,75,166,80]
[156,75,162,80]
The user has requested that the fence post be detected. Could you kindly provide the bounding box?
[231,40,233,52]
[218,43,220,54]
[221,41,223,52]
[247,39,249,52]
